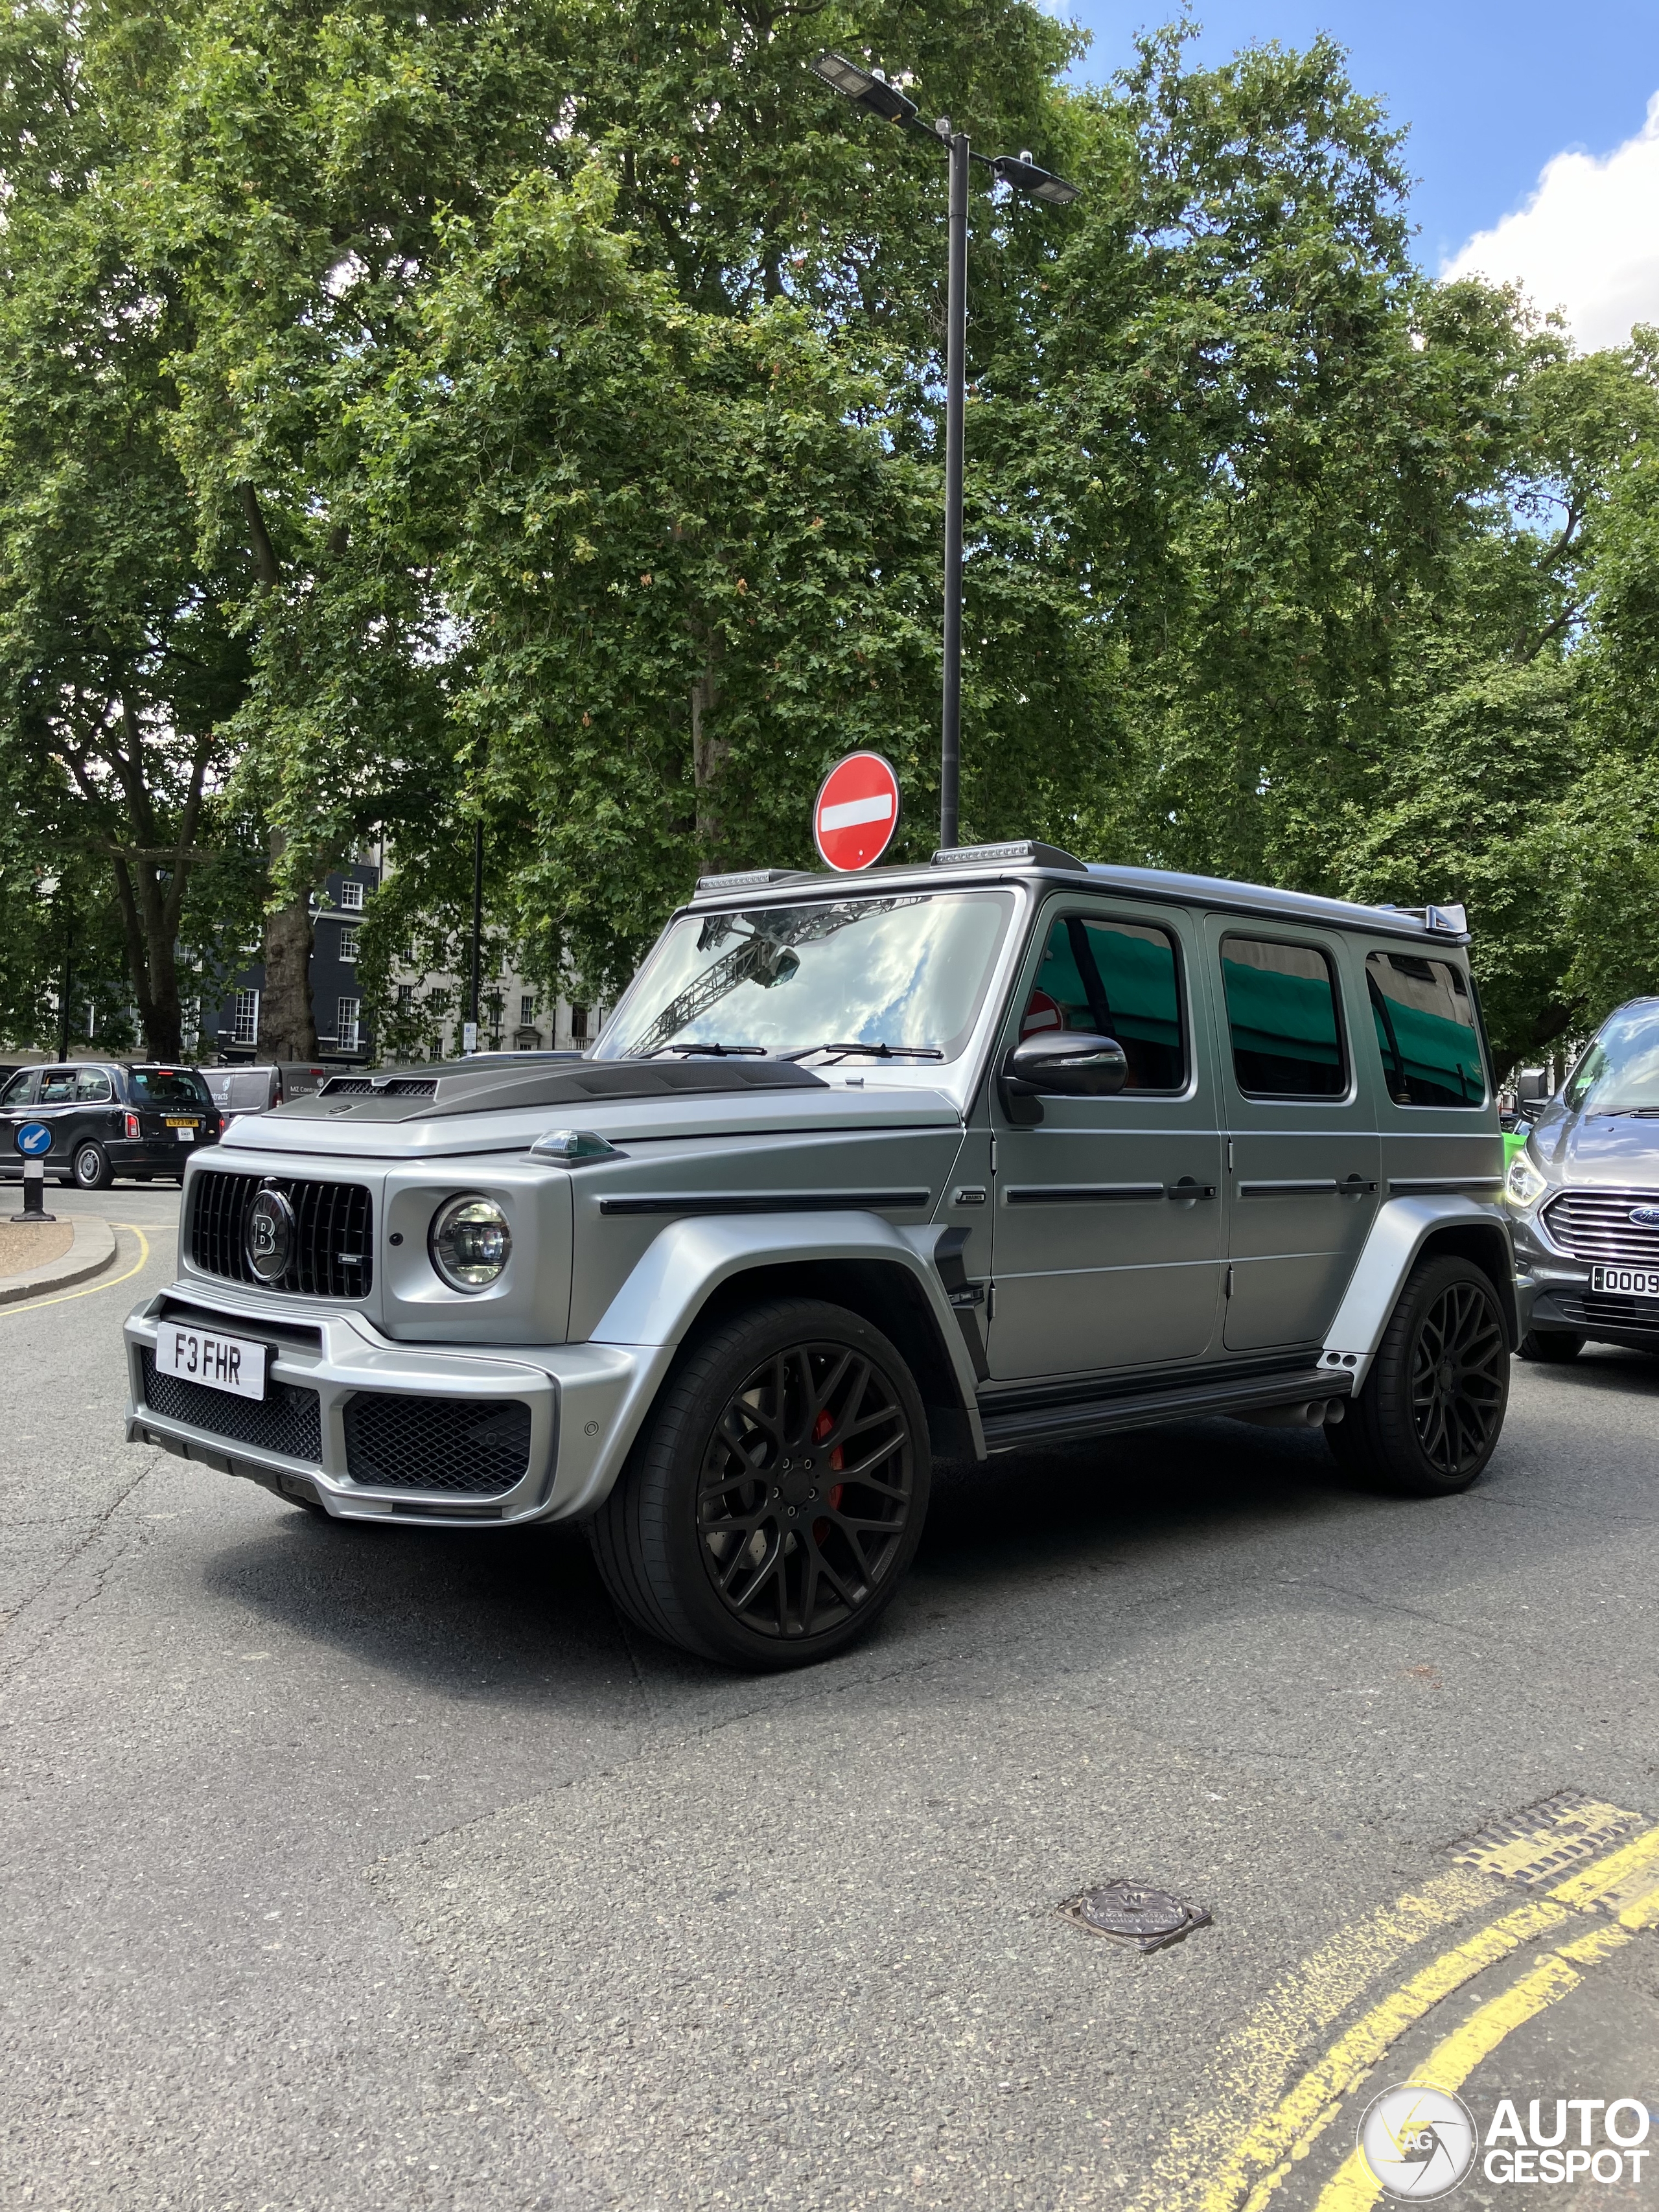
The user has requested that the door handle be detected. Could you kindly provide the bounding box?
[1338,1174,1379,1195]
[1165,1177,1217,1200]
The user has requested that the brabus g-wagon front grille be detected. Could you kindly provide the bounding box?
[190,1170,374,1298]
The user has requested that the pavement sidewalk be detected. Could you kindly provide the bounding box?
[0,1215,117,1305]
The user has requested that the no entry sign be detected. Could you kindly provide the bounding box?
[813,751,901,872]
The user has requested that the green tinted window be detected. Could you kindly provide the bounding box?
[1222,938,1345,1098]
[1024,915,1184,1090]
[1366,952,1485,1108]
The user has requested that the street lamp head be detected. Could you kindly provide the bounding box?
[809,51,918,126]
[993,150,1080,206]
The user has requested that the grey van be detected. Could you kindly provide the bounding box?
[123,843,1513,1668]
[1509,997,1659,1360]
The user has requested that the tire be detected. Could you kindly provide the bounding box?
[1328,1255,1509,1496]
[1520,1329,1585,1363]
[590,1298,931,1670]
[73,1141,113,1191]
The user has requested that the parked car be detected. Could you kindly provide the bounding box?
[1507,998,1659,1361]
[0,1061,223,1189]
[123,842,1512,1668]
[202,1064,331,1128]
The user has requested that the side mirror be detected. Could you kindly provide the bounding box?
[1000,1031,1128,1123]
[1516,1067,1549,1107]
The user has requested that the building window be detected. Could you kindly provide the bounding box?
[570,1003,588,1042]
[337,997,362,1052]
[339,878,365,911]
[338,927,360,964]
[397,983,413,1009]
[233,988,261,1046]
[520,994,536,1027]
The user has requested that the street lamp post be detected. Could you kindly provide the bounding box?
[809,53,1078,849]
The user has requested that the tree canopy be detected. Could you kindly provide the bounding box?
[0,0,1655,1068]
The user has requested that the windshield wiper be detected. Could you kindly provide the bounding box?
[781,1041,946,1065]
[646,1042,769,1058]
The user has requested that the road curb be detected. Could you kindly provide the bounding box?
[0,1216,118,1305]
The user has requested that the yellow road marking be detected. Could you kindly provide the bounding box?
[1124,1870,1506,2212]
[1450,1793,1642,1886]
[0,1222,152,1316]
[1168,1817,1659,2212]
[1313,1920,1638,2210]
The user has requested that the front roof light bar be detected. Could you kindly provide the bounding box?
[931,839,1088,872]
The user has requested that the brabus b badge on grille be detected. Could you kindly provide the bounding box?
[1629,1205,1659,1228]
[246,1187,296,1283]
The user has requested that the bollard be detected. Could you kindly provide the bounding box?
[10,1150,55,1224]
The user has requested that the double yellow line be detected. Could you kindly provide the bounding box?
[1137,1817,1659,2212]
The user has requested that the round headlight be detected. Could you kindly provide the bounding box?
[429,1194,511,1291]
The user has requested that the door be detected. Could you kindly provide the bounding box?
[1209,927,1381,1351]
[0,1065,38,1167]
[32,1065,83,1170]
[988,903,1224,1380]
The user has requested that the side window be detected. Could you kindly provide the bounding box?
[1221,937,1346,1099]
[75,1068,113,1102]
[1366,951,1485,1108]
[0,1069,35,1106]
[38,1067,78,1103]
[1023,914,1185,1091]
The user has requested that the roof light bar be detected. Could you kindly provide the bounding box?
[930,839,1088,872]
[692,868,813,899]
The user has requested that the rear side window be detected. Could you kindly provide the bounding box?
[75,1069,113,1102]
[130,1067,213,1107]
[1221,938,1346,1099]
[1366,952,1485,1108]
[1025,914,1185,1090]
[38,1067,76,1102]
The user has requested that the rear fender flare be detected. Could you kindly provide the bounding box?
[1319,1196,1517,1391]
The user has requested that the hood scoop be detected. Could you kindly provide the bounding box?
[283,1056,828,1122]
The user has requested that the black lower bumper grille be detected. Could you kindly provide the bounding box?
[1559,1294,1659,1343]
[141,1350,323,1462]
[343,1393,533,1495]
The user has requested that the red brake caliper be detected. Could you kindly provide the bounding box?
[813,1408,844,1528]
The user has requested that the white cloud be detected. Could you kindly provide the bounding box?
[1442,91,1659,351]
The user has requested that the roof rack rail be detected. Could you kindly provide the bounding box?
[930,839,1087,872]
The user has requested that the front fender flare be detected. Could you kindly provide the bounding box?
[1319,1196,1516,1391]
[575,1211,985,1504]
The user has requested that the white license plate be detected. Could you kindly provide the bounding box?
[1591,1264,1659,1300]
[175,1126,194,1141]
[154,1324,266,1400]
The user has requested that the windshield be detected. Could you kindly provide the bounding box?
[596,891,1016,1063]
[1563,1003,1659,1114]
[130,1067,213,1108]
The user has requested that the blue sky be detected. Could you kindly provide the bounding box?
[1056,3,1659,346]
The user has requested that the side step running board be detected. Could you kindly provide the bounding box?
[979,1366,1354,1455]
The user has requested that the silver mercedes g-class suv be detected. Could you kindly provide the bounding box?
[124,841,1513,1669]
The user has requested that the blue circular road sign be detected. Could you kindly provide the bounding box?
[16,1121,52,1156]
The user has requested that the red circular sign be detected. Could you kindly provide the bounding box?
[813,751,901,872]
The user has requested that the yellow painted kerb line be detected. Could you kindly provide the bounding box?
[0,1221,152,1316]
[1196,1819,1659,2212]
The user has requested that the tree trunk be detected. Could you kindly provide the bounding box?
[110,854,184,1060]
[691,628,726,863]
[262,889,319,1059]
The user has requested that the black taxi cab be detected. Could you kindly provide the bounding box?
[0,1062,223,1189]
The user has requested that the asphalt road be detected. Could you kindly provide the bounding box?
[3,1185,1656,2211]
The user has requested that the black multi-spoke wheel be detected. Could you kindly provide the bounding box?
[1330,1255,1510,1496]
[590,1299,931,1668]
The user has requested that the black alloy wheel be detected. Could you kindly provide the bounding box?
[1330,1254,1510,1496]
[74,1141,113,1191]
[590,1298,931,1669]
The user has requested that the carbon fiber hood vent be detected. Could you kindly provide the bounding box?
[278,1056,829,1123]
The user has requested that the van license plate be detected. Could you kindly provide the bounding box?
[154,1325,266,1400]
[1591,1264,1659,1300]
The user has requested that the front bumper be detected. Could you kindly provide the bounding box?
[1513,1215,1659,1353]
[124,1286,664,1527]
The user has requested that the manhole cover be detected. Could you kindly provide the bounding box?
[1057,1879,1212,1951]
